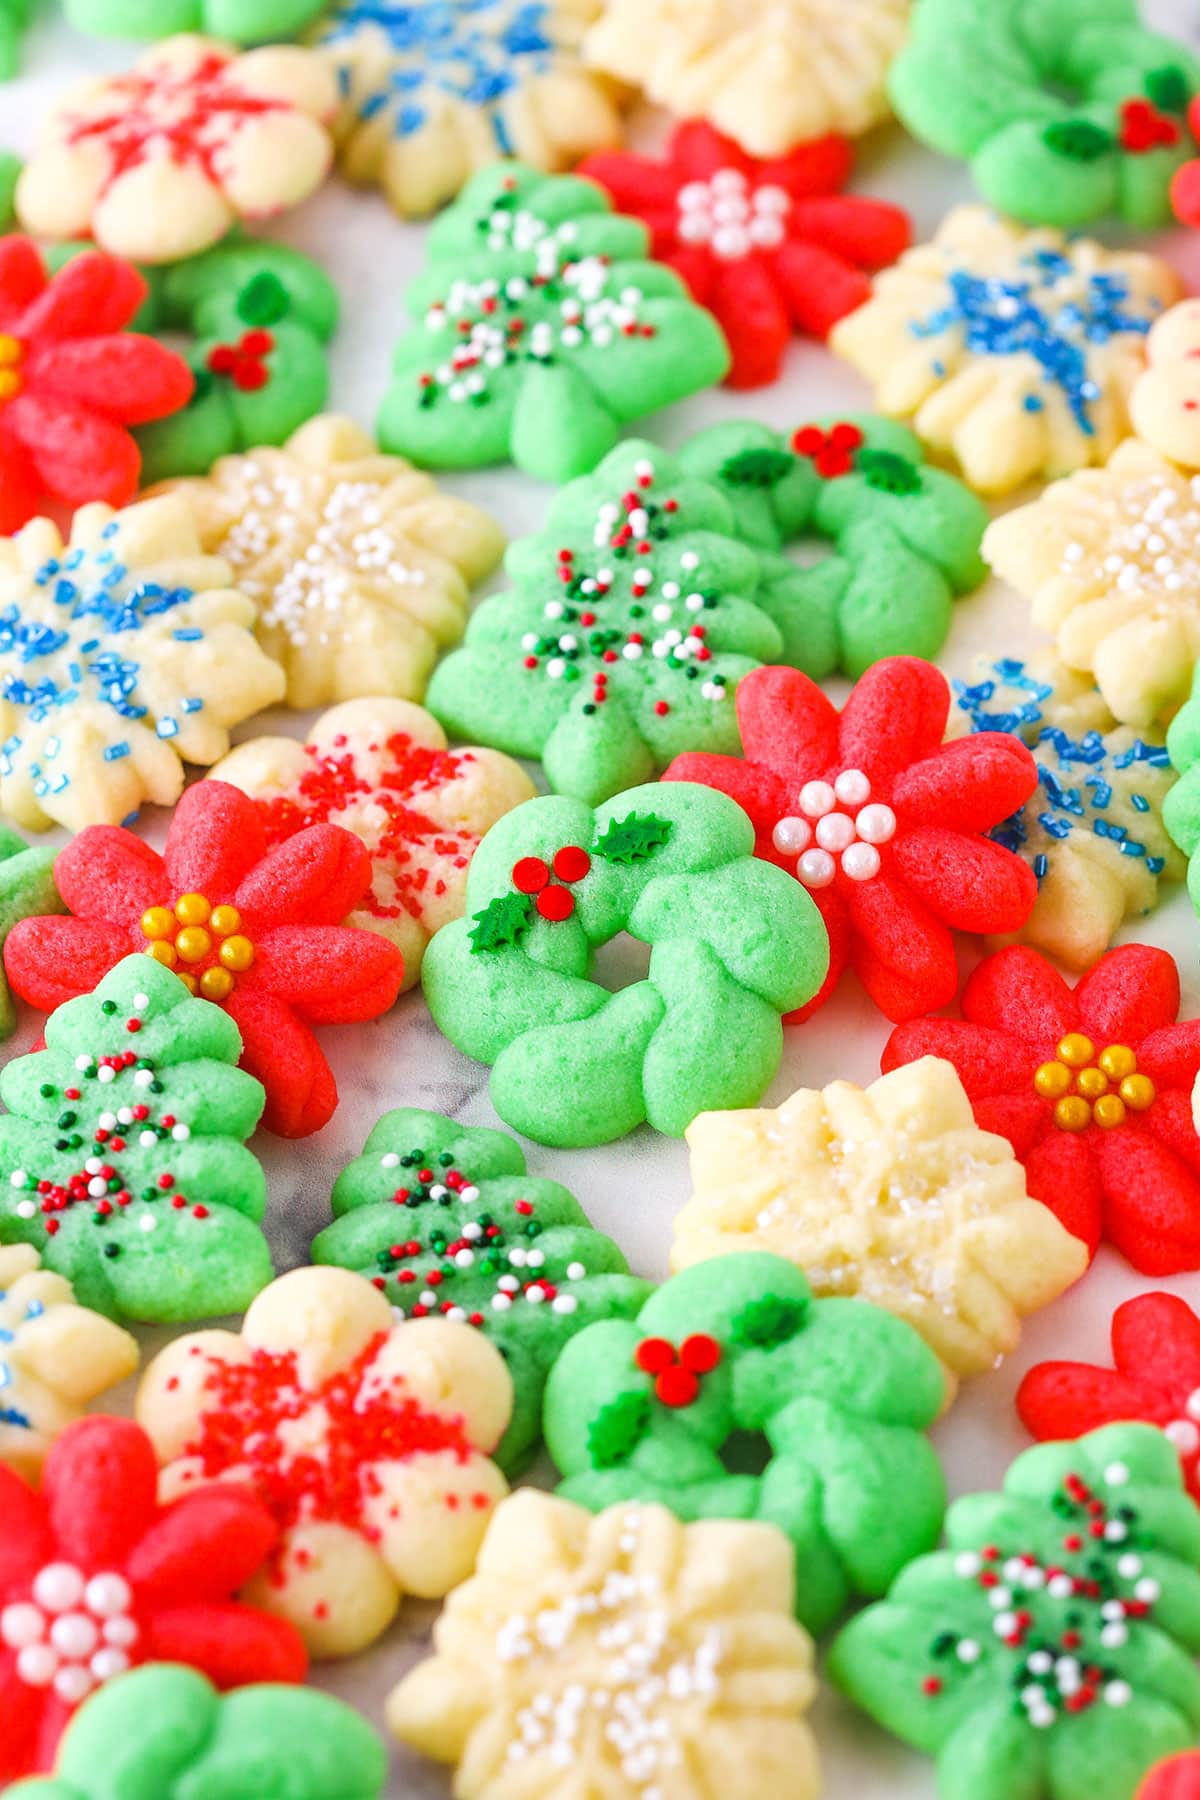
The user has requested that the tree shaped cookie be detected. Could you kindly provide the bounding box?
[0,955,273,1323]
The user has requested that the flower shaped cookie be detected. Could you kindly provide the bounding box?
[950,655,1183,969]
[1019,1293,1200,1505]
[0,496,286,834]
[579,123,911,388]
[0,1245,137,1482]
[666,658,1039,1023]
[136,1266,512,1658]
[15,36,337,264]
[831,205,1181,495]
[673,1059,1088,1385]
[5,780,405,1138]
[884,945,1200,1274]
[387,1491,821,1800]
[585,0,908,155]
[0,1414,307,1782]
[984,441,1200,728]
[317,0,622,219]
[160,416,504,709]
[830,1424,1200,1800]
[214,700,534,990]
[1129,297,1200,467]
[0,238,193,533]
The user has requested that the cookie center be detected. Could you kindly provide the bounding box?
[675,169,790,258]
[2,1563,138,1707]
[1033,1034,1156,1130]
[140,894,254,1001]
[0,333,24,404]
[772,769,896,888]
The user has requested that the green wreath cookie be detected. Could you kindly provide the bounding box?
[1164,667,1200,915]
[63,0,327,41]
[422,782,830,1146]
[0,825,61,1040]
[542,1251,947,1634]
[889,0,1200,228]
[830,1423,1200,1800]
[427,439,812,804]
[679,414,989,677]
[0,152,19,225]
[0,955,274,1322]
[312,1108,653,1472]
[0,1,29,79]
[376,162,730,482]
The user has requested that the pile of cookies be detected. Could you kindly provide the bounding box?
[4,2,1200,1798]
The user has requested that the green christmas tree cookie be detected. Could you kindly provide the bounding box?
[0,955,273,1322]
[542,1251,947,1634]
[830,1423,1200,1800]
[679,414,989,677]
[9,1664,386,1800]
[0,825,62,1039]
[427,439,812,804]
[312,1108,653,1472]
[422,781,830,1146]
[63,0,326,41]
[376,163,731,482]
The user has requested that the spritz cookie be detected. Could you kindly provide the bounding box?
[1129,296,1200,466]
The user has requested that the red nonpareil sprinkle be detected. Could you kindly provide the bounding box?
[922,1677,942,1696]
[514,1200,533,1216]
[654,701,670,716]
[125,1018,141,1033]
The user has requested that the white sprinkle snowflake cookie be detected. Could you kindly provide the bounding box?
[154,415,505,709]
[387,1492,821,1799]
[672,1058,1088,1390]
[586,0,908,155]
[0,496,286,833]
[211,696,535,988]
[316,0,622,218]
[15,35,337,263]
[831,205,1181,496]
[984,439,1200,727]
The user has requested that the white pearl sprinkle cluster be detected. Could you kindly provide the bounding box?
[772,769,896,888]
[1059,473,1200,599]
[676,169,790,259]
[2,1564,138,1706]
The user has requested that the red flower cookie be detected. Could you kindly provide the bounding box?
[579,124,911,388]
[665,658,1038,1022]
[0,1414,305,1781]
[0,236,193,532]
[1018,1293,1200,1504]
[884,944,1200,1272]
[3,781,404,1137]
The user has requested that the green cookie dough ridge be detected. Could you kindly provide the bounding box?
[312,1106,653,1472]
[377,162,730,481]
[0,824,63,1039]
[8,1663,387,1799]
[889,0,1200,228]
[0,955,273,1323]
[679,414,989,677]
[542,1250,948,1635]
[422,782,830,1146]
[0,0,31,80]
[63,0,326,40]
[1164,665,1200,915]
[830,1423,1200,1800]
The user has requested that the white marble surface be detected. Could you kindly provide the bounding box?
[6,4,1200,1794]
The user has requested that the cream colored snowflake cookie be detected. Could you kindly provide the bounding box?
[157,415,505,709]
[15,35,337,263]
[586,0,907,156]
[0,496,286,834]
[387,1491,820,1800]
[1129,297,1200,467]
[211,697,535,989]
[672,1058,1088,1389]
[831,204,1180,496]
[947,653,1182,969]
[316,0,622,219]
[0,1245,138,1483]
[136,1265,512,1658]
[984,440,1200,727]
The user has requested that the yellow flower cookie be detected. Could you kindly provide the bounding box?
[387,1491,821,1800]
[586,0,908,155]
[0,1245,138,1482]
[831,205,1180,496]
[136,1265,512,1658]
[211,696,535,990]
[156,415,505,710]
[672,1058,1088,1389]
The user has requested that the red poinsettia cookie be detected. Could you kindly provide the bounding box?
[665,658,1038,1021]
[884,945,1200,1272]
[4,781,404,1137]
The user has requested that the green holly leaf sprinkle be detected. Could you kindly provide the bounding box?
[1146,64,1190,113]
[718,447,797,489]
[588,1391,652,1467]
[468,890,534,953]
[1043,119,1116,161]
[730,1293,808,1349]
[591,813,673,864]
[857,448,924,497]
[236,271,291,328]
